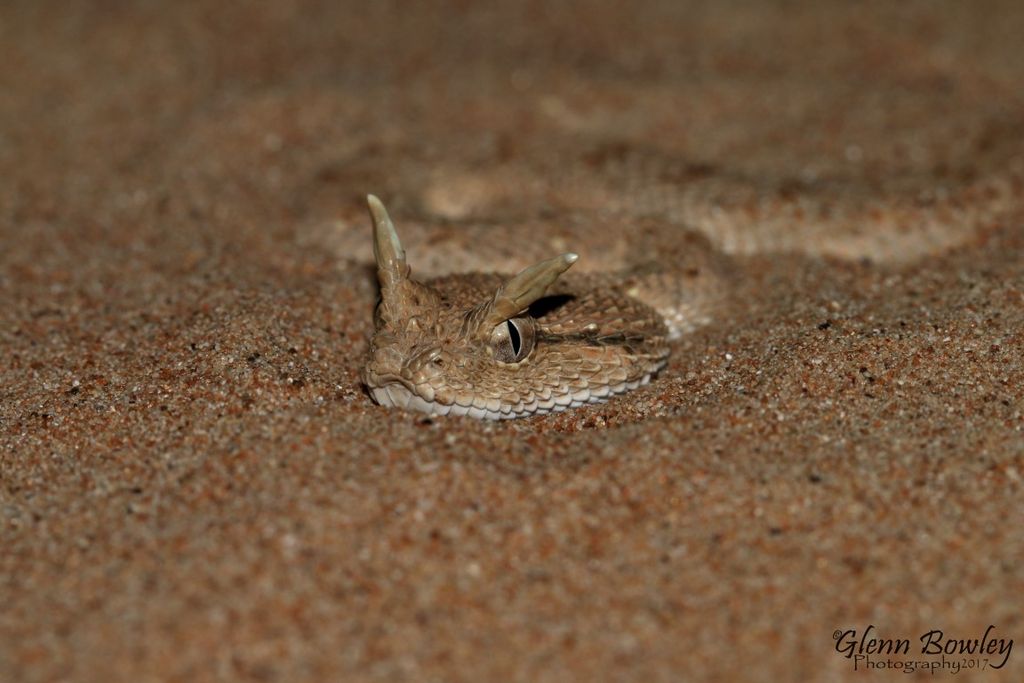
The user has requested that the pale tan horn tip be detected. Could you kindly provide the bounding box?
[366,194,387,222]
[564,253,579,264]
[367,193,406,267]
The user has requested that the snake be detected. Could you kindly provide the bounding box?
[336,74,1024,421]
[360,108,1024,421]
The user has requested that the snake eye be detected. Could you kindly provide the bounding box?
[490,317,536,363]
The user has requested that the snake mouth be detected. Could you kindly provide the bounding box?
[368,382,516,420]
[367,371,658,421]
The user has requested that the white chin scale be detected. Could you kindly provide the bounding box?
[370,374,653,421]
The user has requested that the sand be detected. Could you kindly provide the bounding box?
[2,2,1023,681]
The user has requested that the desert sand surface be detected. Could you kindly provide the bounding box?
[2,2,1023,681]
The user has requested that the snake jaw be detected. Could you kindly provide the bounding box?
[367,371,661,420]
[361,197,670,420]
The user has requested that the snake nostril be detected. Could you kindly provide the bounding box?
[413,350,446,376]
[421,348,446,367]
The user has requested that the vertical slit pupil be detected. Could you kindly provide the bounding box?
[507,320,521,356]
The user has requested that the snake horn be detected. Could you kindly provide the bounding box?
[479,252,578,331]
[367,195,409,294]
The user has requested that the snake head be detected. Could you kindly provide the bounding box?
[361,195,669,419]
